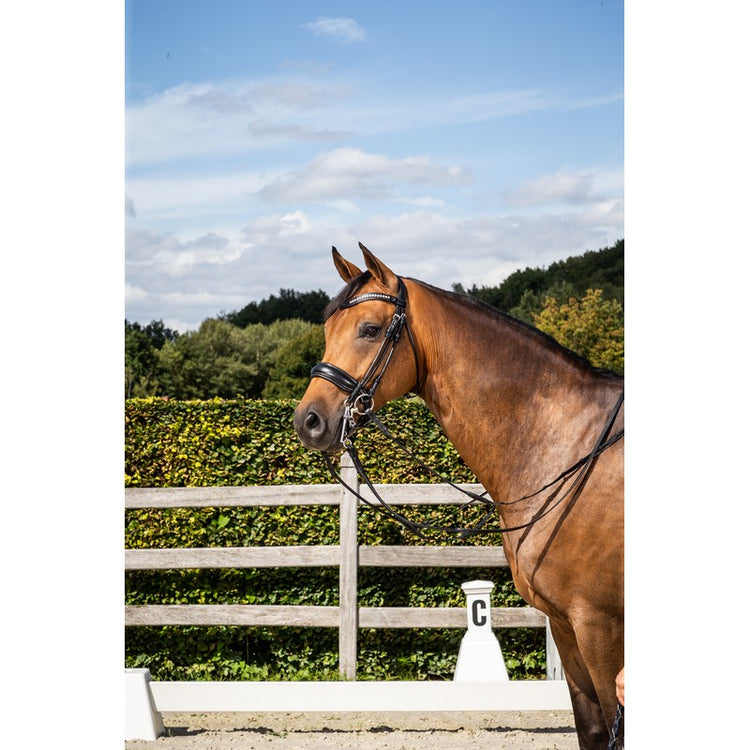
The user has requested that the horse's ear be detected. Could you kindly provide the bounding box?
[332,246,363,282]
[359,243,398,291]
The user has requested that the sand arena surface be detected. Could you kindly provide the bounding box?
[125,710,578,749]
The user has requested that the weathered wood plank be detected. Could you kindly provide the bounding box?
[355,483,488,506]
[124,483,489,509]
[359,607,544,628]
[124,604,545,629]
[125,546,340,570]
[359,546,506,567]
[125,604,340,627]
[125,485,342,508]
[124,545,505,571]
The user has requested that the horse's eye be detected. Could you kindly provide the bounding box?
[360,323,381,339]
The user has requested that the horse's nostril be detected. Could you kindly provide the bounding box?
[294,403,336,450]
[304,409,321,435]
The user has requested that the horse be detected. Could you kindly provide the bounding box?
[293,244,624,750]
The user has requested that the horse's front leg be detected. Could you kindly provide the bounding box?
[548,617,610,750]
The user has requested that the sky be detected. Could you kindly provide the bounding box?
[125,0,624,332]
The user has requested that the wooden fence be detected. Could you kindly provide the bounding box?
[125,453,561,681]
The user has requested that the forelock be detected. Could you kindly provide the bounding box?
[323,271,372,321]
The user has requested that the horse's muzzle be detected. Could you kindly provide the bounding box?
[293,401,343,452]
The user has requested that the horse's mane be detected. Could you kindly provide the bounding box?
[323,272,622,381]
[412,279,623,381]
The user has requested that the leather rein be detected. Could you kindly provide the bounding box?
[310,275,624,540]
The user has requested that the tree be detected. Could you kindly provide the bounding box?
[509,282,577,324]
[461,240,624,314]
[125,242,625,399]
[156,318,316,399]
[262,325,326,399]
[222,289,331,327]
[533,289,624,374]
[545,239,624,306]
[125,320,178,398]
[156,319,254,399]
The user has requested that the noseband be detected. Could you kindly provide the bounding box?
[310,276,421,446]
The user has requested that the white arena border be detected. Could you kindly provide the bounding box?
[126,668,572,741]
[152,678,573,712]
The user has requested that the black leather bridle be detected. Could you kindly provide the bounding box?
[310,276,421,447]
[308,273,624,539]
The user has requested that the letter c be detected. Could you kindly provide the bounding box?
[471,599,488,627]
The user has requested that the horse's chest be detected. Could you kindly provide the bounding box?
[504,543,574,616]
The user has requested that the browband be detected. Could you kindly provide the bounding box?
[340,292,400,308]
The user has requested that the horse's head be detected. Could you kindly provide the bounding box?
[293,244,421,452]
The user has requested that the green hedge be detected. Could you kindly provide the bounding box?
[125,397,545,680]
[125,396,479,488]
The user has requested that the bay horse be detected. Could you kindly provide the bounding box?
[293,244,624,749]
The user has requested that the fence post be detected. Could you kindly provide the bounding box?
[338,453,359,680]
[545,617,565,680]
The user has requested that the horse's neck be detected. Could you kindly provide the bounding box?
[412,285,619,504]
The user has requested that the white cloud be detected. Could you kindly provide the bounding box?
[345,208,622,289]
[398,196,446,208]
[125,73,595,172]
[445,89,555,123]
[259,148,470,203]
[247,120,351,141]
[126,227,244,278]
[125,172,268,222]
[504,168,623,208]
[125,198,622,331]
[125,78,354,167]
[303,17,366,44]
[125,283,147,303]
[505,170,596,207]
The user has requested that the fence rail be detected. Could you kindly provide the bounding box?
[125,544,507,569]
[125,454,559,680]
[125,481,486,508]
[125,604,545,629]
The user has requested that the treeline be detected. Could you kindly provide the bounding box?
[457,238,624,322]
[220,288,330,327]
[125,239,623,399]
[125,318,324,400]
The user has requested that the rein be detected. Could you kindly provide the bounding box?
[311,275,624,540]
[323,393,623,540]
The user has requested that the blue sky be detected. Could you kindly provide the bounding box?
[125,0,624,331]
